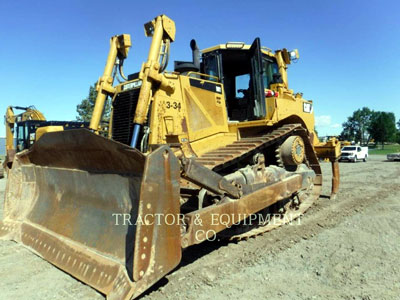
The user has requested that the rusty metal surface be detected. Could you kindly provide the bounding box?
[22,129,145,172]
[330,160,340,200]
[314,137,341,200]
[181,157,241,199]
[196,124,322,188]
[181,174,303,247]
[0,130,181,300]
[229,127,323,240]
[133,147,181,283]
[191,124,323,241]
[4,148,16,170]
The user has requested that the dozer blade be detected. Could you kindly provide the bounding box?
[0,129,182,300]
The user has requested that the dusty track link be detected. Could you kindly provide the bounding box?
[196,124,300,171]
[197,124,322,241]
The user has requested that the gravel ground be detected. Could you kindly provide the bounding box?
[0,155,399,300]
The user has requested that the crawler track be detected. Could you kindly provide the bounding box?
[196,124,322,240]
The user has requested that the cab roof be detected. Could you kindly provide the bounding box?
[201,42,275,58]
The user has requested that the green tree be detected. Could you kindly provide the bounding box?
[368,112,397,149]
[396,119,400,144]
[340,107,373,144]
[76,83,111,122]
[340,118,357,142]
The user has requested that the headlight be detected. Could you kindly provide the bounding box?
[289,49,299,61]
[225,42,245,49]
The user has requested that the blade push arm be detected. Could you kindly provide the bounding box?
[89,34,131,132]
[130,15,176,148]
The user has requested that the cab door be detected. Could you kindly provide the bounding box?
[249,37,266,119]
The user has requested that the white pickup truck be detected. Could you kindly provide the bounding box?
[339,146,368,162]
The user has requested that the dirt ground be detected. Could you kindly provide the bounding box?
[0,155,399,300]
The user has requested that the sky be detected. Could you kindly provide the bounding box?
[1,0,399,137]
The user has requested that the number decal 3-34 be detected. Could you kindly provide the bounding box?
[166,101,181,111]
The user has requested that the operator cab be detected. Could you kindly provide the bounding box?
[14,120,89,152]
[15,120,47,152]
[172,38,283,122]
[200,38,282,122]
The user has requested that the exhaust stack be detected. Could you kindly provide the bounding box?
[190,39,201,70]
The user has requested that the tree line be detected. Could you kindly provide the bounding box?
[340,107,399,148]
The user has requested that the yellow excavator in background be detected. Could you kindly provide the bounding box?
[0,15,340,300]
[2,105,88,174]
[3,106,46,172]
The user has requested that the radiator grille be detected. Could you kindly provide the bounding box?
[112,88,140,145]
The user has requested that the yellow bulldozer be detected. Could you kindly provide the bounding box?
[0,15,340,300]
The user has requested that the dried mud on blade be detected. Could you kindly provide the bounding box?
[0,129,182,300]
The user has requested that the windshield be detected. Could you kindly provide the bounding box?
[342,146,356,151]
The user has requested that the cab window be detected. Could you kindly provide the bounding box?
[235,74,250,98]
[262,58,279,88]
[16,124,25,152]
[203,53,219,81]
